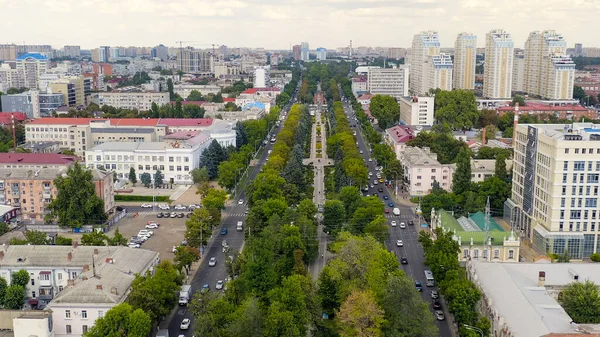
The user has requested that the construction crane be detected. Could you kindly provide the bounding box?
[174,41,217,71]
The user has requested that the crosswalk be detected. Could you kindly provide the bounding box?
[226,213,247,217]
[384,214,416,220]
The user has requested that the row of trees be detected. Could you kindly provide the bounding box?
[0,270,29,309]
[419,229,491,337]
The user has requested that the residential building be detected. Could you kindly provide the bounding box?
[431,209,520,262]
[49,76,86,108]
[63,45,81,58]
[151,44,169,61]
[409,31,441,95]
[384,125,415,158]
[301,42,310,61]
[292,45,301,61]
[1,90,65,118]
[254,65,271,88]
[357,94,372,111]
[399,146,454,195]
[0,44,52,62]
[0,165,113,220]
[497,102,597,120]
[466,260,600,337]
[523,31,575,100]
[351,77,368,96]
[91,89,169,111]
[316,48,327,61]
[424,53,453,91]
[173,84,221,98]
[453,33,477,90]
[512,50,526,93]
[0,53,50,89]
[471,158,513,183]
[0,245,159,336]
[178,47,213,74]
[399,96,434,126]
[505,123,600,259]
[367,67,409,100]
[0,153,76,170]
[484,29,514,99]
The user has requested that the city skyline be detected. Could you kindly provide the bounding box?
[1,0,599,50]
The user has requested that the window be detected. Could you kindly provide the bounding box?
[98,310,104,318]
[40,273,50,281]
[564,161,569,170]
[184,166,189,171]
[561,198,565,207]
[494,249,500,259]
[509,250,514,259]
[574,161,585,171]
[31,279,34,285]
[82,325,88,333]
[560,210,565,219]
[169,166,174,171]
[573,174,578,183]
[473,249,479,258]
[168,157,174,162]
[416,175,422,179]
[81,310,87,319]
[571,198,576,207]
[563,174,567,183]
[177,166,182,171]
[66,325,72,334]
[463,249,469,258]
[559,222,564,231]
[585,198,598,208]
[575,148,580,154]
[59,285,64,292]
[565,148,569,154]
[483,249,488,259]
[588,174,599,183]
[184,157,189,162]
[32,291,36,298]
[571,210,582,219]
[583,149,587,154]
[65,310,71,318]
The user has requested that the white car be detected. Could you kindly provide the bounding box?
[369,172,373,176]
[238,199,244,205]
[208,257,217,267]
[180,318,191,330]
[172,246,178,253]
[174,204,186,210]
[140,203,152,208]
[400,222,406,229]
[368,158,373,162]
[158,204,170,210]
[391,221,397,227]
[145,222,159,229]
[359,150,364,154]
[396,240,403,247]
[128,242,141,248]
[216,280,224,290]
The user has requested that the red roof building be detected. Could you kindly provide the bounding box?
[0,112,28,127]
[0,153,76,168]
[158,118,213,127]
[496,102,597,120]
[385,125,415,158]
[241,88,258,95]
[223,97,236,103]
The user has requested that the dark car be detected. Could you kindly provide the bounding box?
[220,228,228,235]
[157,212,164,218]
[430,290,439,299]
[432,300,442,310]
[201,284,210,293]
[383,195,389,200]
[385,208,390,213]
[177,213,184,218]
[408,220,414,226]
[401,257,408,264]
[378,187,383,192]
[186,213,192,218]
[415,281,423,292]
[388,202,394,207]
[130,236,143,244]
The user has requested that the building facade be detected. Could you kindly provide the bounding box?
[424,53,453,91]
[253,65,271,88]
[453,33,477,90]
[173,84,221,98]
[410,31,441,95]
[384,125,415,158]
[399,146,454,195]
[301,42,310,61]
[398,96,434,126]
[178,47,213,74]
[316,48,327,61]
[49,76,86,108]
[367,67,409,100]
[351,77,367,96]
[506,123,600,259]
[1,90,65,118]
[484,29,514,99]
[91,90,169,111]
[512,51,525,93]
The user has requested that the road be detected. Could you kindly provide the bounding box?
[341,99,453,337]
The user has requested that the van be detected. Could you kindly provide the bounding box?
[237,221,243,231]
[393,208,401,216]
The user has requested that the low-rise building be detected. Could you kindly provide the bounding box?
[0,153,76,170]
[173,84,221,98]
[357,94,372,110]
[384,125,415,158]
[399,96,435,126]
[471,158,513,182]
[351,77,368,97]
[399,146,454,195]
[90,89,169,111]
[497,102,597,120]
[0,245,159,336]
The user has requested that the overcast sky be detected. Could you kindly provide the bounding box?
[1,0,598,50]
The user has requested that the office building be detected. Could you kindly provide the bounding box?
[399,96,434,126]
[316,48,327,61]
[505,123,600,259]
[172,84,221,98]
[453,33,477,90]
[512,51,525,93]
[0,153,75,170]
[524,31,575,100]
[91,89,169,111]
[409,31,441,95]
[49,76,86,108]
[301,42,310,61]
[424,53,453,91]
[292,45,301,61]
[151,44,168,61]
[63,46,81,58]
[484,29,514,99]
[253,65,271,88]
[1,90,64,118]
[177,47,213,74]
[367,67,409,100]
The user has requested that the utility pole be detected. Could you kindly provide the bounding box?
[11,113,17,151]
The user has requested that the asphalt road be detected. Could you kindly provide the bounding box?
[342,100,453,337]
[164,88,299,337]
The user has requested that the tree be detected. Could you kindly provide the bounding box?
[336,289,384,337]
[573,86,586,104]
[3,285,25,309]
[140,172,151,187]
[590,253,600,262]
[81,231,108,246]
[200,139,227,179]
[323,200,346,236]
[559,280,600,323]
[128,167,137,186]
[236,121,249,149]
[434,89,479,130]
[495,154,507,179]
[55,236,73,245]
[511,95,526,107]
[24,230,48,244]
[452,148,472,196]
[363,215,389,243]
[11,269,30,288]
[187,89,204,101]
[369,95,400,129]
[191,167,210,185]
[108,228,128,246]
[167,78,176,100]
[84,302,152,337]
[174,246,200,274]
[45,162,107,228]
[185,208,213,247]
[154,169,164,187]
[0,277,7,303]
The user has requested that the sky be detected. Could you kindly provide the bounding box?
[1,0,599,50]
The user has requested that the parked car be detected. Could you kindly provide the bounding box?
[238,199,244,205]
[432,300,442,310]
[377,187,383,192]
[174,204,186,210]
[141,203,152,208]
[220,228,228,235]
[396,240,403,247]
[177,213,184,218]
[201,284,210,293]
[415,281,423,291]
[186,213,192,218]
[216,280,224,290]
[128,242,141,248]
[157,212,164,218]
[158,204,170,210]
[138,229,153,236]
[388,202,394,207]
[408,220,415,226]
[383,195,389,200]
[401,257,408,264]
[430,290,439,299]
[130,236,143,244]
[170,212,177,218]
[391,220,397,227]
[400,222,406,229]
[145,222,159,229]
[188,204,201,210]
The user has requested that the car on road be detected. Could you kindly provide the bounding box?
[359,150,364,154]
[368,158,373,162]
[408,220,414,226]
[369,172,373,176]
[385,208,390,214]
[128,242,141,248]
[387,202,394,207]
[145,222,159,229]
[415,281,423,291]
[141,203,152,208]
[245,208,249,214]
[391,220,397,227]
[377,187,383,192]
[401,257,408,264]
[430,290,439,299]
[370,184,374,189]
[158,204,170,210]
[400,222,406,229]
[180,318,191,330]
[174,204,186,210]
[396,240,403,247]
[379,178,384,183]
[201,284,210,293]
[435,310,445,321]
[238,199,244,205]
[373,180,378,185]
[383,195,389,200]
[220,228,228,235]
[216,280,224,290]
[432,300,442,309]
[208,257,217,267]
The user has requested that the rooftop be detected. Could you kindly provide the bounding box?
[159,118,213,127]
[241,88,258,95]
[0,153,76,165]
[27,117,214,128]
[523,122,600,141]
[0,112,28,123]
[0,167,64,180]
[385,125,415,144]
[91,127,154,134]
[358,94,373,101]
[498,102,589,112]
[16,53,48,61]
[169,100,207,106]
[401,146,442,166]
[223,97,236,102]
[469,260,600,337]
[163,130,202,139]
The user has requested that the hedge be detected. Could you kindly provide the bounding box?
[114,195,171,202]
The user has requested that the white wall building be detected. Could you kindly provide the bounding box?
[424,53,453,92]
[367,67,409,100]
[399,146,454,196]
[253,65,271,88]
[173,84,221,98]
[453,33,477,90]
[316,48,327,61]
[301,42,310,61]
[484,29,514,99]
[399,96,434,126]
[351,78,368,96]
[409,31,440,95]
[91,90,169,111]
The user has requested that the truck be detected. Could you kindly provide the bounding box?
[179,285,192,305]
[237,221,244,231]
[156,329,169,337]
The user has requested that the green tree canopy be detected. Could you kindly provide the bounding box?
[84,302,152,337]
[369,95,400,129]
[11,269,30,288]
[559,280,600,323]
[433,89,479,130]
[452,148,472,195]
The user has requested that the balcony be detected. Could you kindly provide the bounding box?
[43,192,52,199]
[38,286,54,300]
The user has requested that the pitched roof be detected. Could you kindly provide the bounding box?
[0,112,28,123]
[385,125,415,144]
[241,88,258,94]
[111,118,159,126]
[0,153,76,165]
[28,118,94,125]
[170,100,207,106]
[158,118,213,127]
[223,97,236,102]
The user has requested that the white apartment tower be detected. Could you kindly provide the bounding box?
[523,30,575,100]
[14,53,49,89]
[453,33,477,90]
[505,123,600,259]
[367,67,409,100]
[410,31,440,95]
[253,65,271,88]
[425,53,453,91]
[484,29,514,99]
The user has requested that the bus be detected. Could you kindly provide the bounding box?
[424,270,435,287]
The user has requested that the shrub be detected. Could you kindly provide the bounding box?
[114,195,171,202]
[590,253,600,262]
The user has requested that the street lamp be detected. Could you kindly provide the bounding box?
[462,324,484,337]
